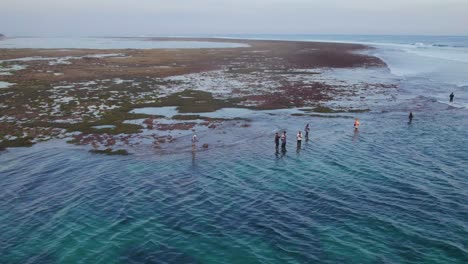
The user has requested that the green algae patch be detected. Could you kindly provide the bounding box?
[22,105,153,136]
[0,137,35,150]
[25,121,143,135]
[100,108,160,123]
[348,109,370,113]
[66,123,143,135]
[299,106,350,113]
[90,123,142,135]
[153,90,242,113]
[171,114,246,122]
[291,113,354,118]
[172,114,202,120]
[66,106,161,135]
[66,138,80,145]
[309,114,355,119]
[312,106,344,113]
[89,149,129,156]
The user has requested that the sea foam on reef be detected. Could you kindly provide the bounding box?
[0,81,14,89]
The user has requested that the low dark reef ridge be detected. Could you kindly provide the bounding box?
[0,38,393,153]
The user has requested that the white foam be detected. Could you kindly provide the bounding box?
[130,106,179,117]
[0,81,14,89]
[371,44,468,92]
[92,125,116,129]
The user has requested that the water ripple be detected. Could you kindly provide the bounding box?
[1,111,467,263]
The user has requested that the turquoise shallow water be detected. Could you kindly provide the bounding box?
[1,108,467,263]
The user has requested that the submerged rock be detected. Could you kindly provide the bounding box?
[89,148,129,156]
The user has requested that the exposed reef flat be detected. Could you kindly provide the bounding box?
[0,38,397,152]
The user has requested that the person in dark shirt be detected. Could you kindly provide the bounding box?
[450,92,454,102]
[281,131,287,151]
[274,132,281,149]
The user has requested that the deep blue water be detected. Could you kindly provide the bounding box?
[1,35,468,263]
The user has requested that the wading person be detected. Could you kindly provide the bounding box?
[192,134,198,147]
[297,131,303,148]
[274,132,281,150]
[281,131,287,151]
[305,123,310,138]
[354,118,360,131]
[409,112,413,123]
[450,92,454,102]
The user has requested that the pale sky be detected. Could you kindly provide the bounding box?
[1,0,467,36]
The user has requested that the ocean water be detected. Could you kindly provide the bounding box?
[0,37,248,49]
[1,35,468,263]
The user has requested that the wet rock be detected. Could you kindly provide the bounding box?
[157,122,197,131]
[105,138,116,147]
[143,118,154,129]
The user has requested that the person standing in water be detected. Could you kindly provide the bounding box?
[192,134,198,147]
[354,118,360,130]
[281,131,287,151]
[297,131,303,148]
[450,92,454,102]
[409,112,413,123]
[274,132,281,150]
[305,123,310,139]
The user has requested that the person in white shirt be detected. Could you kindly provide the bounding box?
[297,131,303,148]
[192,134,198,146]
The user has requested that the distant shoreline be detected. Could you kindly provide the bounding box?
[0,36,376,50]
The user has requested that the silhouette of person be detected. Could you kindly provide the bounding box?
[274,132,280,150]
